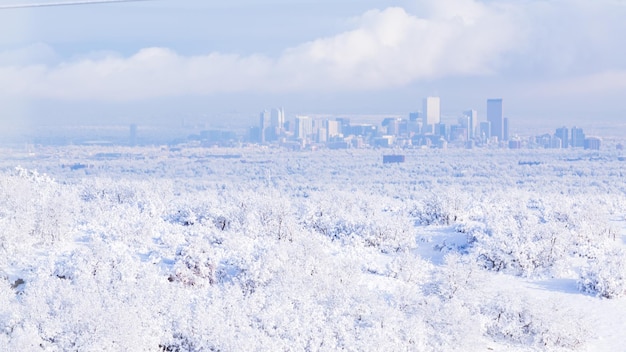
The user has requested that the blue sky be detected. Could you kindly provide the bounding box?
[1,0,626,128]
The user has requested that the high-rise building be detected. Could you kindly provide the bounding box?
[295,115,312,140]
[327,120,341,139]
[487,99,503,141]
[555,127,569,148]
[423,97,441,128]
[463,110,478,139]
[571,127,585,147]
[270,107,285,129]
[259,110,271,143]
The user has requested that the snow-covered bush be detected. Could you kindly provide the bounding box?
[410,191,466,226]
[168,242,217,287]
[301,191,414,252]
[482,293,588,349]
[0,167,76,252]
[578,248,626,298]
[463,194,604,278]
[433,252,480,300]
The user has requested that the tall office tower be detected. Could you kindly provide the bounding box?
[423,96,441,128]
[571,127,585,147]
[503,117,509,141]
[463,109,478,139]
[555,127,569,148]
[295,115,312,140]
[259,110,271,143]
[312,118,325,140]
[327,120,341,138]
[487,99,503,141]
[270,107,285,129]
[409,112,420,122]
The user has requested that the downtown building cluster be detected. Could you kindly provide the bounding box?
[248,98,512,150]
[184,98,601,150]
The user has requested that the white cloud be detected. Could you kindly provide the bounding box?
[0,0,624,102]
[276,5,519,90]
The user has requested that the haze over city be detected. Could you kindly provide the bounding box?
[1,0,626,135]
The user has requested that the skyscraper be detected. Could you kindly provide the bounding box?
[463,109,478,139]
[487,99,503,141]
[270,107,285,129]
[295,115,312,140]
[555,127,569,148]
[571,127,585,147]
[423,97,441,130]
[259,110,271,143]
[327,120,341,139]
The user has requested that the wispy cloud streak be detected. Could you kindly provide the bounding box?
[0,0,154,9]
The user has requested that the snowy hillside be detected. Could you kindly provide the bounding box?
[1,146,626,351]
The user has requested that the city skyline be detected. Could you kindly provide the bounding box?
[232,97,609,151]
[0,0,625,130]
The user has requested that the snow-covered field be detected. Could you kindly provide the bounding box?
[1,146,626,351]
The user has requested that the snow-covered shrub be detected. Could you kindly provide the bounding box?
[166,207,200,227]
[433,253,480,300]
[159,333,220,352]
[578,248,626,298]
[301,191,414,252]
[421,296,483,351]
[411,193,460,226]
[246,192,295,241]
[466,196,575,277]
[7,239,167,351]
[385,250,433,284]
[169,239,217,287]
[0,167,78,252]
[482,293,588,349]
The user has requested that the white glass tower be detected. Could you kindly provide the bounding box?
[423,97,441,127]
